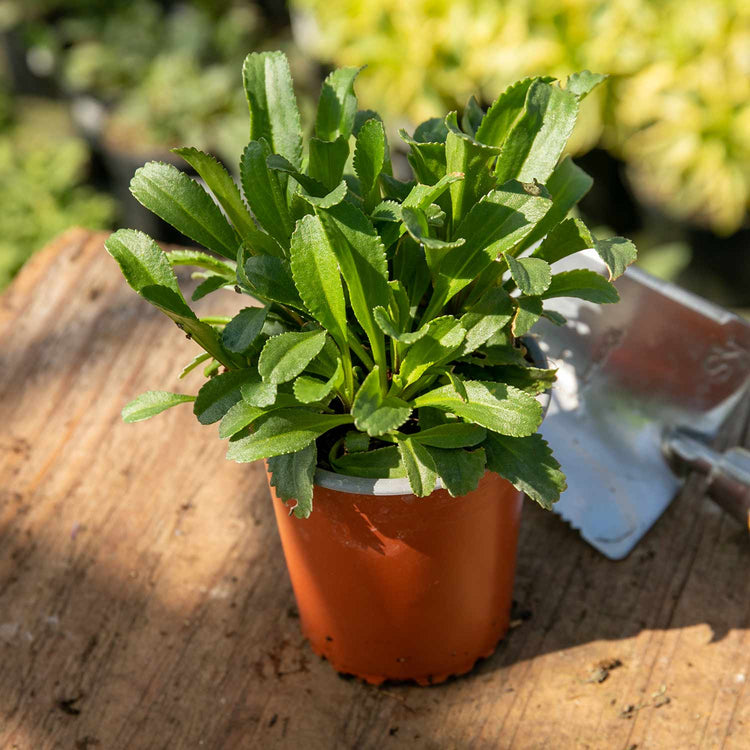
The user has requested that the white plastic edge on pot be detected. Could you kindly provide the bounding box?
[314,336,551,497]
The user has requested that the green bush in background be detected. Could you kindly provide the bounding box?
[0,97,115,289]
[292,0,750,235]
[2,1,305,164]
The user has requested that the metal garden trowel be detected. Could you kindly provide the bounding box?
[535,251,750,560]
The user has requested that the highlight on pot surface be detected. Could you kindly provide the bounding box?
[106,51,638,517]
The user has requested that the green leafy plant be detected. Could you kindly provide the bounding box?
[106,52,636,517]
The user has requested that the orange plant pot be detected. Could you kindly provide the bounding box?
[268,470,523,685]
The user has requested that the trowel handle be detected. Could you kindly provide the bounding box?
[665,433,750,531]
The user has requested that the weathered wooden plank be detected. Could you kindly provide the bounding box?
[0,229,748,750]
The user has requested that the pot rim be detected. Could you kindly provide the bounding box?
[314,336,551,496]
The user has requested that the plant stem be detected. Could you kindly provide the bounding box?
[340,347,355,409]
[348,333,375,370]
[401,372,440,402]
[199,316,231,326]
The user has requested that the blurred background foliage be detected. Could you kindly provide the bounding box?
[0,0,747,314]
[293,0,750,236]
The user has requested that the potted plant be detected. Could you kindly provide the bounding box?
[105,52,636,684]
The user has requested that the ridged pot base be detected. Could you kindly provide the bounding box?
[305,624,509,686]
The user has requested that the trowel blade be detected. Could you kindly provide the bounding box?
[535,252,750,559]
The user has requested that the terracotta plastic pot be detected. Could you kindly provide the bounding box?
[268,340,549,685]
[268,469,523,685]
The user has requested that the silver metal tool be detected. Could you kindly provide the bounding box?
[535,252,750,559]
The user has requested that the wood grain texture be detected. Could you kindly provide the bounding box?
[1,229,748,750]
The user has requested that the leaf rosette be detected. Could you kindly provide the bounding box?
[107,51,636,517]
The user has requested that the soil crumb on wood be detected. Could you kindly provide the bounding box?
[586,657,623,684]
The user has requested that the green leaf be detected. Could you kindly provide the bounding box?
[166,249,236,277]
[481,364,557,395]
[397,438,437,497]
[290,214,348,351]
[191,275,231,301]
[475,77,552,148]
[494,80,579,185]
[240,140,293,250]
[354,118,386,212]
[542,270,619,303]
[218,399,266,439]
[517,156,593,253]
[373,306,426,345]
[381,174,415,202]
[352,367,412,437]
[242,253,305,310]
[139,285,235,367]
[298,180,349,209]
[258,330,328,385]
[306,334,343,379]
[460,287,514,355]
[315,201,389,373]
[393,237,431,314]
[266,154,348,210]
[418,406,452,430]
[122,391,195,423]
[542,308,567,326]
[315,66,361,141]
[226,409,352,462]
[425,182,552,319]
[268,443,317,518]
[445,111,501,227]
[409,422,486,448]
[171,147,263,249]
[292,376,330,404]
[531,217,593,264]
[504,254,552,295]
[179,352,211,379]
[243,51,303,168]
[239,371,278,407]
[106,229,183,295]
[394,316,466,389]
[402,172,464,211]
[414,117,448,143]
[461,95,485,136]
[566,71,607,101]
[414,117,449,143]
[344,430,370,453]
[293,360,344,403]
[401,206,465,254]
[194,370,253,425]
[399,129,447,186]
[308,136,350,191]
[130,162,239,261]
[221,306,268,355]
[512,296,543,337]
[105,231,234,367]
[387,280,411,329]
[414,380,542,437]
[425,446,486,497]
[445,370,468,402]
[594,237,637,280]
[484,432,566,509]
[331,445,404,478]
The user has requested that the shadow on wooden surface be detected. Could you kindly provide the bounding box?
[1,230,748,750]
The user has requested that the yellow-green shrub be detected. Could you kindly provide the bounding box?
[293,0,750,233]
